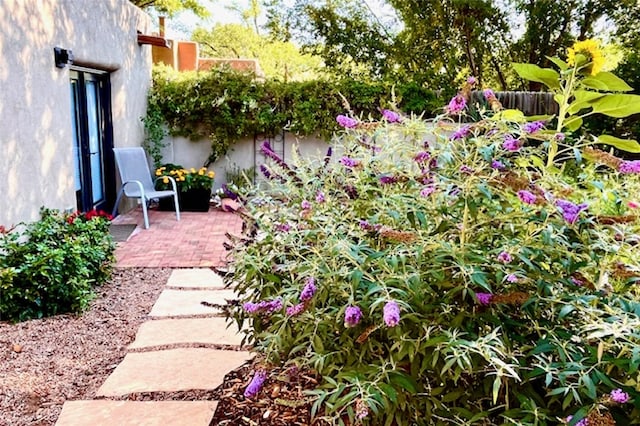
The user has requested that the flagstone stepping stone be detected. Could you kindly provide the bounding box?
[166,268,225,289]
[128,317,246,349]
[97,348,252,396]
[55,400,217,426]
[149,289,237,317]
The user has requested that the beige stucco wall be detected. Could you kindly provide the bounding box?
[0,0,152,227]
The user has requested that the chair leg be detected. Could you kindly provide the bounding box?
[112,189,125,217]
[173,192,181,222]
[141,198,150,229]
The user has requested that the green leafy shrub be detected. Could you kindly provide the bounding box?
[148,65,447,165]
[228,50,640,424]
[0,208,115,322]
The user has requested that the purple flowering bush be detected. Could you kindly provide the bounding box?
[228,87,640,424]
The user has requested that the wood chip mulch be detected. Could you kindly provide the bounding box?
[210,363,333,426]
[0,267,170,426]
[0,267,333,425]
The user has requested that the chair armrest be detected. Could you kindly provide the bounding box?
[123,180,146,199]
[154,176,179,193]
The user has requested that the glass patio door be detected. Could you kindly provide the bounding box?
[69,69,115,213]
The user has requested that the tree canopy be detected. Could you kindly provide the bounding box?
[263,0,639,90]
[192,23,322,81]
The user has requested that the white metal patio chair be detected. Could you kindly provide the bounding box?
[112,147,180,229]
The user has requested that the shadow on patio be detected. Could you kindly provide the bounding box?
[111,206,243,268]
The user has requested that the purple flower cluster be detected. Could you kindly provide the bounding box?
[502,135,522,151]
[497,251,512,263]
[286,303,305,316]
[323,146,333,168]
[300,277,317,302]
[491,159,505,170]
[382,109,402,123]
[483,89,496,100]
[359,220,382,232]
[420,185,436,197]
[260,141,285,166]
[446,94,467,115]
[460,165,474,174]
[555,199,588,224]
[301,200,312,210]
[476,293,493,306]
[260,164,274,180]
[570,277,584,286]
[610,388,630,404]
[243,298,283,315]
[414,151,431,163]
[506,274,519,283]
[517,190,537,205]
[340,156,360,168]
[379,175,400,185]
[565,415,588,426]
[619,160,640,174]
[467,76,477,86]
[244,370,267,398]
[523,120,545,134]
[383,301,400,327]
[315,191,325,203]
[344,306,363,327]
[555,133,565,141]
[450,125,471,140]
[276,222,292,232]
[336,114,358,128]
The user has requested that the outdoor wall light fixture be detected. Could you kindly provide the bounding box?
[54,47,74,68]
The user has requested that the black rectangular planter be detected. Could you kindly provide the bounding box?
[158,188,211,212]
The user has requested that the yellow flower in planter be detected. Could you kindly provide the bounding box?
[155,163,215,192]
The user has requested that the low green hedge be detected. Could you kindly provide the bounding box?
[0,208,115,322]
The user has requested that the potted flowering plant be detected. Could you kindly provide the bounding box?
[155,164,215,211]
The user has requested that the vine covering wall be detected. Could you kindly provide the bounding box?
[146,65,448,165]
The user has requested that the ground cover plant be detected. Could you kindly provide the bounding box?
[228,41,640,425]
[0,208,115,322]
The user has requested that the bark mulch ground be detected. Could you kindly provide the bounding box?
[0,267,332,426]
[0,268,170,426]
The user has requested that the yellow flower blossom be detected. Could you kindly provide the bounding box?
[567,39,605,75]
[190,167,196,173]
[162,177,169,184]
[208,171,215,178]
[198,169,205,176]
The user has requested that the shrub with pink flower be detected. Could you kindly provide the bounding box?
[336,114,358,128]
[231,70,640,424]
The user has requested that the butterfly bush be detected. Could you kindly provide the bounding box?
[229,95,640,424]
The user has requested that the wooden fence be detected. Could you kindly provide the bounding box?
[471,90,559,116]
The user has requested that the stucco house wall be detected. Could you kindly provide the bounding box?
[0,0,153,227]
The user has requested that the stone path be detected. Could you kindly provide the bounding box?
[56,269,250,425]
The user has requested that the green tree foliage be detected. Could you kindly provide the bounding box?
[264,0,639,90]
[129,0,212,17]
[192,23,322,81]
[264,0,399,82]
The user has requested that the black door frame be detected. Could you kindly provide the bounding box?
[69,68,115,213]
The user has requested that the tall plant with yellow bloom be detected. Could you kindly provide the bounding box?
[155,163,215,192]
[512,38,640,168]
[566,39,606,76]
